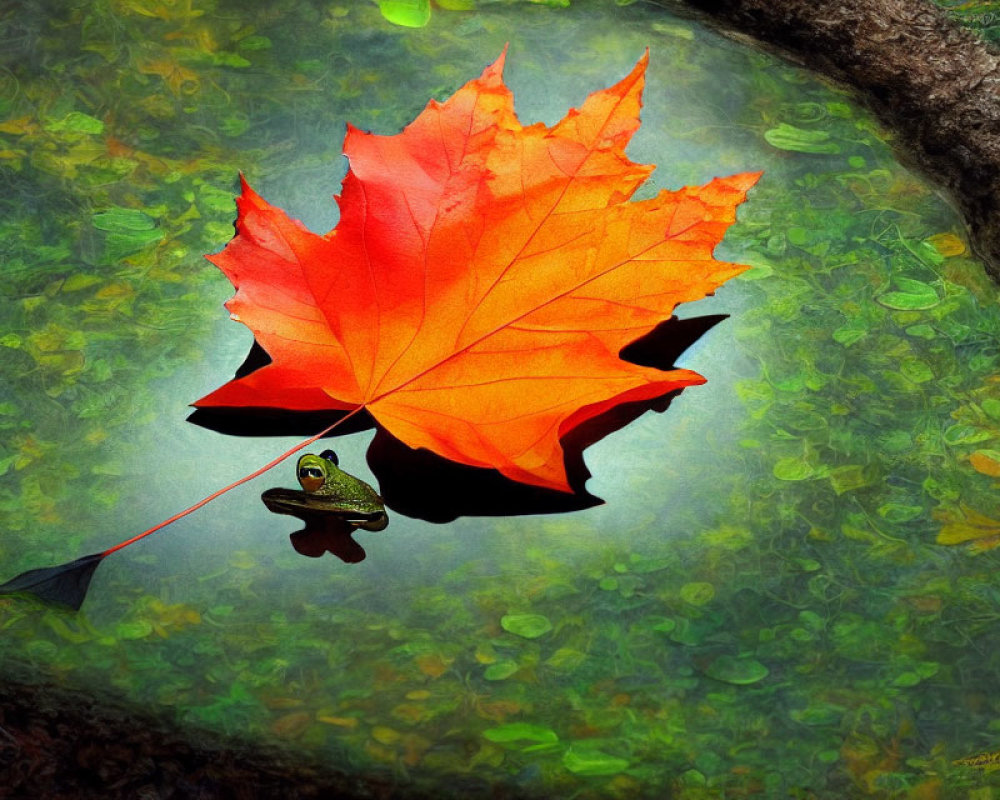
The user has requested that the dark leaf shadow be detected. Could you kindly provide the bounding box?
[187,341,377,438]
[192,315,728,526]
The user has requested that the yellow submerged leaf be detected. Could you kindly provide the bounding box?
[954,748,1000,770]
[937,522,996,546]
[474,642,498,664]
[934,503,1000,552]
[317,714,359,728]
[371,725,401,745]
[0,116,38,135]
[926,232,966,257]
[970,450,1000,478]
[415,652,452,678]
[137,55,200,95]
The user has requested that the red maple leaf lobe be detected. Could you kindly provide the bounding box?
[196,50,761,491]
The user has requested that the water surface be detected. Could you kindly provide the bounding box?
[3,1,1000,797]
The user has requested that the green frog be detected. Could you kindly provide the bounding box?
[261,450,388,532]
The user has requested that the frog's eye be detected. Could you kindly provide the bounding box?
[298,467,324,480]
[319,449,339,466]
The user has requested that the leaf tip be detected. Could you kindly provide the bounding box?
[234,172,268,215]
[624,48,650,89]
[734,170,764,192]
[481,45,509,84]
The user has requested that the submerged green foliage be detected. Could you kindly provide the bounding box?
[5,1,1000,798]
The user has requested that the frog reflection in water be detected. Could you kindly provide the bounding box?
[261,450,387,563]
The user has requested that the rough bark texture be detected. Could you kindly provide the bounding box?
[658,0,1000,281]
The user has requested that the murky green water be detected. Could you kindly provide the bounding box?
[4,1,1000,797]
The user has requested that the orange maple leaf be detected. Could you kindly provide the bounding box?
[195,50,760,491]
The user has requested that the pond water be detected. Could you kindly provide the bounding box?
[3,1,1000,797]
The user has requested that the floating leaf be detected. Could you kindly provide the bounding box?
[877,503,924,523]
[372,725,401,745]
[651,617,677,633]
[773,457,820,481]
[93,207,163,260]
[982,398,1000,421]
[828,464,874,495]
[832,324,867,347]
[212,52,251,68]
[679,582,715,606]
[115,620,154,640]
[900,356,933,384]
[763,123,840,154]
[905,323,936,340]
[194,51,760,491]
[562,747,630,776]
[377,0,431,27]
[501,613,552,639]
[943,424,992,446]
[92,207,156,232]
[484,660,519,681]
[44,111,104,135]
[702,655,769,685]
[891,661,939,687]
[545,647,586,672]
[483,722,559,746]
[876,277,940,310]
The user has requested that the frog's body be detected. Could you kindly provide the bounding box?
[261,450,388,532]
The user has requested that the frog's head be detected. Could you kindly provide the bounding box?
[296,450,339,493]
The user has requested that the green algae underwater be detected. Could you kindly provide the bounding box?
[5,0,1000,796]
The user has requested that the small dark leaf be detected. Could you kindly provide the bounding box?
[0,553,104,611]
